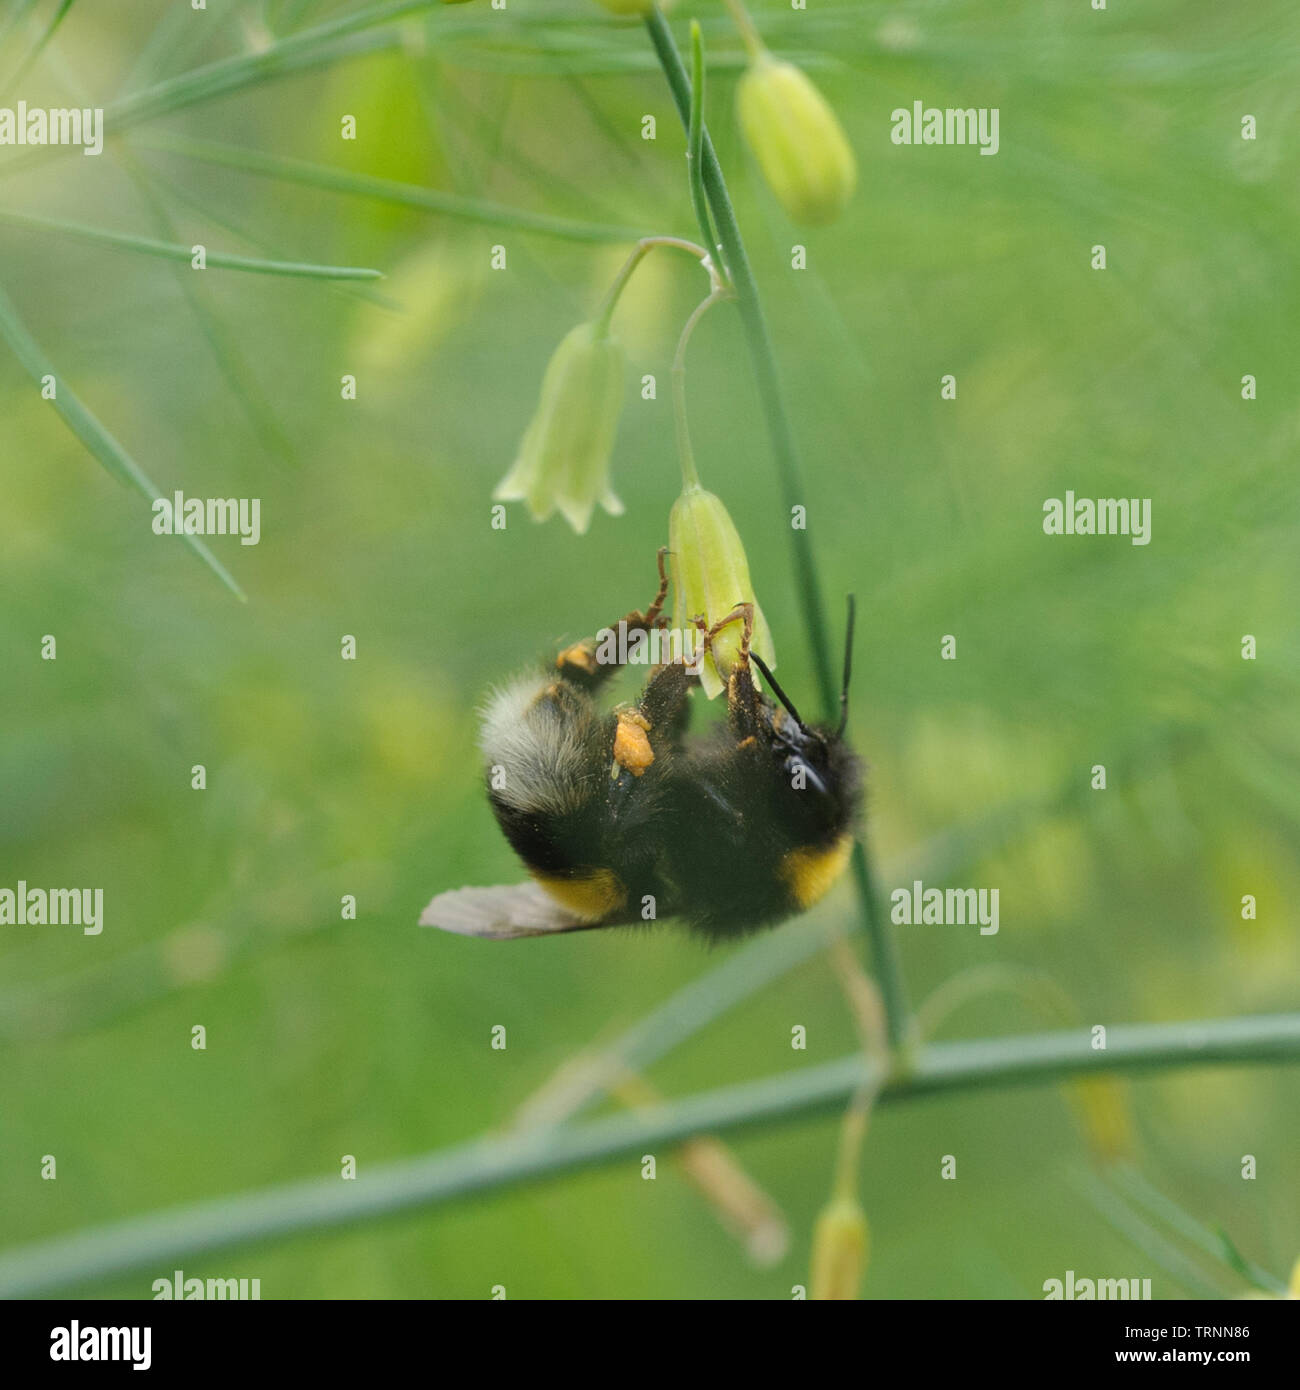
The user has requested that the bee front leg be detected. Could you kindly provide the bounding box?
[556,547,671,689]
[692,603,764,738]
[693,601,755,670]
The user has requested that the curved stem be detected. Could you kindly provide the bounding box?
[2,1012,1296,1297]
[672,285,732,489]
[594,234,717,334]
[916,964,1082,1041]
[720,0,766,61]
[827,935,887,1200]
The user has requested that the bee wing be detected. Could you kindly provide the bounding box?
[419,882,617,940]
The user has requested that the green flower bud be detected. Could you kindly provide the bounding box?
[494,321,626,535]
[810,1196,869,1301]
[737,55,857,227]
[669,484,774,699]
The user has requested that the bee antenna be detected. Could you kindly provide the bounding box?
[837,594,856,739]
[751,653,809,734]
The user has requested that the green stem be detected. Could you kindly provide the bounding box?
[644,5,911,1049]
[1072,1169,1233,1299]
[107,0,435,130]
[720,0,766,61]
[593,234,714,335]
[1107,1164,1288,1295]
[1,0,75,96]
[0,0,434,179]
[137,134,648,247]
[0,282,246,601]
[117,149,297,461]
[830,1092,873,1202]
[687,21,725,278]
[2,1012,1295,1297]
[917,964,1081,1041]
[0,208,382,280]
[671,285,731,489]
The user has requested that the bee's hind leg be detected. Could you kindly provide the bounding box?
[639,657,695,739]
[610,657,696,783]
[556,546,671,689]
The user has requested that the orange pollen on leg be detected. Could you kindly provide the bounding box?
[612,710,654,777]
[556,642,598,676]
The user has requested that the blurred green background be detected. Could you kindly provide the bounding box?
[1,0,1297,1298]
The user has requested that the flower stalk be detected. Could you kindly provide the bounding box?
[720,0,765,60]
[670,283,731,491]
[593,233,719,335]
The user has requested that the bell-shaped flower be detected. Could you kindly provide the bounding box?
[668,484,775,698]
[494,321,626,535]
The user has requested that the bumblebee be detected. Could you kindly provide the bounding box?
[420,551,862,942]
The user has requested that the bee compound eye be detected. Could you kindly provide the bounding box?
[785,755,828,797]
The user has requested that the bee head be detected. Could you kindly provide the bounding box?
[752,624,862,840]
[775,716,832,791]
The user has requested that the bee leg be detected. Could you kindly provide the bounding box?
[725,660,765,738]
[614,545,672,654]
[556,547,671,688]
[640,659,695,740]
[630,545,670,632]
[692,604,764,738]
[693,602,755,667]
[610,657,697,781]
[691,601,756,694]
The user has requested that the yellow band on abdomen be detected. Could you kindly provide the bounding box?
[532,868,627,923]
[780,835,854,910]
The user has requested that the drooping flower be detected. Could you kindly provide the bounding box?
[668,484,774,698]
[736,53,857,227]
[494,321,626,535]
